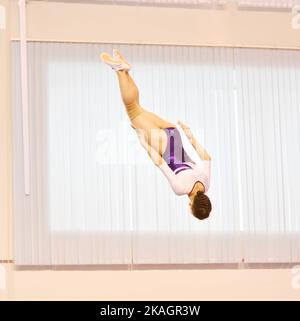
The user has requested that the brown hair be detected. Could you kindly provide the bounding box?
[191,191,212,220]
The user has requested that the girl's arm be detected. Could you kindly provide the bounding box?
[137,129,164,167]
[136,128,185,194]
[178,120,211,161]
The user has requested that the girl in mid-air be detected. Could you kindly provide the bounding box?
[101,49,212,220]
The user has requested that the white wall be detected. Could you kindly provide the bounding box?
[10,1,300,49]
[0,0,13,262]
[1,264,300,300]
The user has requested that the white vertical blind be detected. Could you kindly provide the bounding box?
[12,42,300,265]
[235,48,300,262]
[132,46,242,263]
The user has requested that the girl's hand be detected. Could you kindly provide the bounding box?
[178,120,193,139]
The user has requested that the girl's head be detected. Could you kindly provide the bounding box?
[189,190,212,220]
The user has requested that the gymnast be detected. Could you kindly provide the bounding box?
[100,49,212,220]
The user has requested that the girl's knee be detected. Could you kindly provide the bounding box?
[126,104,144,121]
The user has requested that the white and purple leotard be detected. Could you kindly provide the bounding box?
[159,127,211,196]
[162,127,194,174]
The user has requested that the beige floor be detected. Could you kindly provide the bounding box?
[1,264,300,300]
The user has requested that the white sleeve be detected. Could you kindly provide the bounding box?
[158,163,185,195]
[202,160,211,181]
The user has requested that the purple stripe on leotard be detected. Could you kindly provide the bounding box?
[170,135,174,164]
[162,127,193,175]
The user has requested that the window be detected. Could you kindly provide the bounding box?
[12,42,300,265]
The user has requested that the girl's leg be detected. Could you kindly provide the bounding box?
[142,110,176,129]
[115,70,173,155]
[116,70,176,129]
[116,70,144,122]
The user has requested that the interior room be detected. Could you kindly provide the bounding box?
[0,0,300,301]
